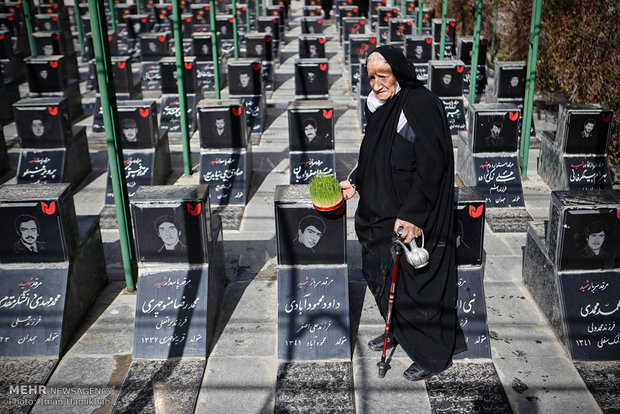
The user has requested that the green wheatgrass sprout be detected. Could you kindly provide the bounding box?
[309,174,343,207]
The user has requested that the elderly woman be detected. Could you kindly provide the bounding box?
[340,46,466,381]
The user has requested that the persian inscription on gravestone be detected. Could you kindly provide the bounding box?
[455,267,491,359]
[441,98,466,135]
[474,156,524,207]
[289,152,335,185]
[18,150,65,184]
[565,156,611,190]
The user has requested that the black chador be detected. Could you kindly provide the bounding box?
[350,46,466,373]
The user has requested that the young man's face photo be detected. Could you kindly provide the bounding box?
[298,225,322,248]
[509,75,519,87]
[442,73,452,86]
[304,122,317,141]
[490,124,502,138]
[239,72,250,87]
[583,121,595,136]
[587,230,605,252]
[158,221,180,249]
[215,118,225,135]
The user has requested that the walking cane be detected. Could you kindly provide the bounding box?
[377,232,403,378]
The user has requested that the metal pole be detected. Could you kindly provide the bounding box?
[255,0,260,21]
[172,0,192,176]
[519,0,542,178]
[468,0,482,105]
[109,0,117,34]
[245,4,250,30]
[22,0,36,56]
[73,0,86,56]
[490,0,498,65]
[135,0,142,14]
[232,0,239,59]
[87,0,137,292]
[209,0,221,99]
[439,0,448,60]
[417,0,423,35]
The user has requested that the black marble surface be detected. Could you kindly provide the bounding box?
[0,358,57,414]
[426,362,512,413]
[575,362,620,414]
[275,361,355,413]
[112,359,205,414]
[485,207,533,233]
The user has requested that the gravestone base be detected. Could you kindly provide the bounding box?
[275,361,355,413]
[523,222,620,361]
[111,359,206,414]
[278,265,351,361]
[538,132,612,191]
[575,362,620,413]
[289,151,336,184]
[456,136,525,209]
[485,207,533,233]
[0,215,107,358]
[104,131,171,204]
[454,265,491,359]
[16,127,91,188]
[0,357,58,414]
[198,147,252,206]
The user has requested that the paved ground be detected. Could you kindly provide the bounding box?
[1,1,619,413]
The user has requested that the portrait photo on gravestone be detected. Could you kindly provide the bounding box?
[276,207,345,265]
[118,110,153,149]
[474,113,519,153]
[132,205,207,264]
[559,209,619,271]
[289,110,334,152]
[0,205,67,263]
[565,113,611,155]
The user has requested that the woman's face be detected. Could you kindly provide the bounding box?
[367,57,398,101]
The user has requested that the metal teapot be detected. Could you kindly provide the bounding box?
[394,230,429,269]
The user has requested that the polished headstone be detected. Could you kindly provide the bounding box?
[298,34,326,59]
[454,187,485,266]
[462,64,487,96]
[289,151,336,185]
[299,16,323,34]
[493,61,526,100]
[199,148,252,206]
[388,17,413,43]
[455,266,491,359]
[405,34,433,63]
[197,99,248,149]
[288,101,334,152]
[457,35,488,66]
[441,97,466,136]
[429,59,465,97]
[468,103,521,153]
[13,97,72,148]
[295,58,329,99]
[228,58,263,96]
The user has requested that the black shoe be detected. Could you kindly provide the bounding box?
[367,334,397,352]
[403,361,453,381]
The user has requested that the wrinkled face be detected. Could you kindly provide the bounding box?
[19,220,39,245]
[32,119,45,137]
[587,231,605,251]
[304,123,317,140]
[158,222,180,247]
[298,225,322,248]
[239,72,250,87]
[367,57,398,101]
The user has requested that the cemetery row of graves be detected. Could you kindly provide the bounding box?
[0,0,617,410]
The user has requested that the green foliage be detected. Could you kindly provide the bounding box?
[428,0,619,165]
[309,174,343,207]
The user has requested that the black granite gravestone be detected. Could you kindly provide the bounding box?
[299,16,323,34]
[130,185,225,359]
[32,31,73,56]
[295,58,328,99]
[126,14,152,40]
[377,7,398,27]
[275,188,346,266]
[454,187,485,267]
[13,97,72,148]
[153,4,173,23]
[191,32,214,60]
[472,156,524,207]
[288,101,334,152]
[277,266,351,360]
[404,34,432,63]
[24,55,69,93]
[243,94,265,134]
[429,60,465,97]
[199,149,252,205]
[190,4,210,24]
[441,97,466,135]
[215,14,234,39]
[104,131,171,203]
[16,126,91,189]
[302,5,323,17]
[131,186,213,265]
[468,103,521,153]
[228,58,263,96]
[431,18,455,44]
[197,99,248,149]
[538,104,613,191]
[257,16,281,39]
[196,61,224,93]
[140,61,162,91]
[246,32,273,61]
[289,152,336,185]
[349,34,377,64]
[493,61,526,100]
[388,18,414,43]
[413,63,428,84]
[140,32,171,59]
[116,100,159,149]
[454,266,491,359]
[546,190,620,272]
[457,36,487,66]
[160,56,198,94]
[298,34,326,59]
[341,16,365,43]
